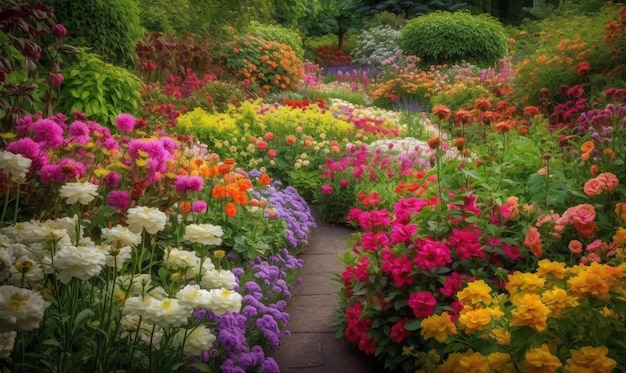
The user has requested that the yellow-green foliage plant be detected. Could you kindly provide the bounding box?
[175,107,241,145]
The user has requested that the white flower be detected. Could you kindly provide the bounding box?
[205,288,242,315]
[143,298,191,328]
[0,151,32,178]
[164,247,200,278]
[101,225,142,247]
[172,326,216,356]
[9,255,44,286]
[201,258,215,272]
[116,274,152,298]
[126,206,167,234]
[53,244,106,283]
[0,331,17,358]
[183,224,223,246]
[0,247,14,282]
[120,314,163,349]
[175,284,212,309]
[122,295,152,317]
[98,244,132,269]
[201,269,237,290]
[0,285,51,332]
[59,181,99,205]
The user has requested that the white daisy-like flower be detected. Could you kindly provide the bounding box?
[0,331,17,358]
[59,181,99,205]
[120,314,163,350]
[0,285,51,332]
[0,151,32,178]
[201,269,237,290]
[205,288,242,315]
[116,274,152,298]
[53,243,106,283]
[126,206,167,235]
[122,295,153,317]
[143,298,191,328]
[101,225,142,247]
[183,224,223,246]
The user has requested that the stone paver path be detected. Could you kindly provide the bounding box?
[272,206,384,373]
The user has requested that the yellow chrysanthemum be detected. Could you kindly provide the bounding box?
[459,352,490,373]
[458,306,493,333]
[491,327,511,345]
[420,312,457,342]
[457,279,493,306]
[510,293,551,332]
[564,346,616,373]
[506,272,546,298]
[536,259,567,279]
[541,288,578,317]
[525,344,563,373]
[487,352,513,372]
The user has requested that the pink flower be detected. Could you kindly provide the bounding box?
[596,172,619,191]
[115,113,136,132]
[448,228,485,260]
[568,240,583,254]
[30,119,64,149]
[413,238,452,270]
[408,291,436,318]
[6,138,48,172]
[584,178,603,196]
[192,200,207,213]
[524,226,542,257]
[559,204,596,226]
[390,317,411,343]
[390,223,417,245]
[174,175,204,193]
[106,190,130,211]
[267,149,277,158]
[440,272,467,297]
[48,72,64,88]
[340,179,349,188]
[394,197,429,224]
[585,239,602,253]
[321,184,333,195]
[51,24,67,38]
[360,232,389,252]
[67,120,90,144]
[502,243,524,261]
[103,171,120,187]
[381,248,415,287]
[500,196,519,219]
[354,257,370,281]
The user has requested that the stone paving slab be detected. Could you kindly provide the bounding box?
[292,273,339,296]
[286,305,336,333]
[288,294,340,307]
[298,254,346,274]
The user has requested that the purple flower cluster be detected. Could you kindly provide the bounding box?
[251,183,317,248]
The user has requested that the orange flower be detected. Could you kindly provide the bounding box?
[432,104,451,121]
[212,184,226,199]
[225,202,238,218]
[179,201,191,214]
[260,173,271,186]
[427,136,441,150]
[580,140,595,153]
[286,135,297,145]
[524,226,543,257]
[454,109,473,124]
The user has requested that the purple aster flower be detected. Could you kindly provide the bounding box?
[115,113,136,132]
[107,190,130,211]
[248,169,262,178]
[261,357,279,373]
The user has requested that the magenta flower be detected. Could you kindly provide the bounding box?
[360,231,389,252]
[413,238,452,271]
[58,158,86,180]
[6,138,48,172]
[192,200,208,213]
[115,113,136,132]
[381,248,414,287]
[103,171,120,187]
[174,175,204,193]
[448,228,485,260]
[67,121,90,144]
[30,119,64,149]
[389,223,417,245]
[51,24,67,38]
[48,73,64,88]
[440,272,468,297]
[407,291,436,318]
[321,184,333,195]
[107,190,131,211]
[39,164,64,184]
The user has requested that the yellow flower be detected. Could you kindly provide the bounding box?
[458,306,493,333]
[457,279,493,306]
[567,267,610,301]
[436,352,464,373]
[420,312,457,342]
[510,293,551,332]
[564,346,616,373]
[490,327,511,345]
[506,272,545,298]
[613,227,626,247]
[459,352,490,373]
[541,287,578,317]
[536,259,566,279]
[525,344,562,372]
[487,352,513,372]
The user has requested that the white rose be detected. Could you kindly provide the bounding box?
[0,285,51,332]
[0,331,17,358]
[53,244,106,283]
[9,255,44,286]
[59,181,99,205]
[201,269,237,290]
[164,247,200,278]
[126,206,167,234]
[183,224,223,246]
[175,284,212,309]
[101,225,142,247]
[173,326,215,356]
[0,151,31,178]
[205,288,242,315]
[143,298,191,328]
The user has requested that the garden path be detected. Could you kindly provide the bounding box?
[272,206,384,373]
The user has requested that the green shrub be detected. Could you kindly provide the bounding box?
[57,51,143,126]
[248,22,304,60]
[365,11,407,30]
[43,0,143,67]
[399,11,508,68]
[352,25,401,67]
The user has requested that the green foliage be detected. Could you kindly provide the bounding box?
[399,11,508,68]
[247,22,305,60]
[365,11,407,29]
[56,51,143,127]
[43,0,144,67]
[350,0,469,18]
[430,82,494,112]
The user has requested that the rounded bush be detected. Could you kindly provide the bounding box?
[248,22,304,60]
[399,11,508,68]
[352,25,401,68]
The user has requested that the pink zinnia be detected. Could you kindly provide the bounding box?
[393,197,428,224]
[115,113,136,132]
[174,175,204,193]
[354,256,370,282]
[30,119,64,149]
[48,72,64,88]
[440,272,467,297]
[407,291,437,318]
[39,164,64,184]
[107,190,131,211]
[58,158,87,180]
[67,120,90,144]
[321,184,333,195]
[192,200,208,213]
[103,171,120,187]
[381,248,414,287]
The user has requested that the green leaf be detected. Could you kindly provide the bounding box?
[405,318,422,331]
[72,309,95,334]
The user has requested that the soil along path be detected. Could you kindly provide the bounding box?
[272,206,384,373]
